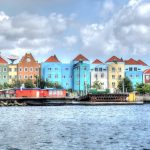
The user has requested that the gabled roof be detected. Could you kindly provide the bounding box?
[137,59,148,66]
[45,55,60,62]
[144,69,150,74]
[73,54,89,61]
[106,56,123,63]
[0,56,8,64]
[125,58,139,65]
[92,59,103,64]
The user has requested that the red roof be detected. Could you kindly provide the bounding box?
[106,56,123,63]
[45,55,60,62]
[73,54,88,61]
[125,58,139,65]
[0,56,8,64]
[92,59,103,64]
[144,69,150,74]
[137,60,148,66]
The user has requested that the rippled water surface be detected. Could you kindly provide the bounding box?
[0,105,150,150]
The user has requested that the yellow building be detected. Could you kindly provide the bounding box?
[8,64,18,84]
[106,56,125,93]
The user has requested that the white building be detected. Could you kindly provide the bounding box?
[90,59,108,89]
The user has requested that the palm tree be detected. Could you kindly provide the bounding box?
[92,81,102,90]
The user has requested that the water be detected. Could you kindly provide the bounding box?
[0,105,150,150]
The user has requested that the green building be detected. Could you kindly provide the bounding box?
[0,55,9,85]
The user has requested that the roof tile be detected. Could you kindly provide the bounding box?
[73,54,89,61]
[45,55,60,62]
[92,59,103,64]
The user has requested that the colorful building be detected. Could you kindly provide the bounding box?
[125,58,144,89]
[72,54,90,94]
[106,56,125,93]
[90,59,108,89]
[8,64,18,84]
[18,53,40,83]
[143,69,150,84]
[0,55,9,85]
[61,64,73,89]
[41,55,62,85]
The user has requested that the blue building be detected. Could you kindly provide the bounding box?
[41,55,62,85]
[61,63,73,89]
[72,54,90,94]
[125,58,144,89]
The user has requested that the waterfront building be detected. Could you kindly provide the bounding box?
[90,59,108,89]
[106,56,125,93]
[41,55,62,86]
[72,54,90,94]
[143,69,150,84]
[18,53,40,83]
[0,55,9,85]
[8,64,18,84]
[61,63,73,89]
[125,58,144,89]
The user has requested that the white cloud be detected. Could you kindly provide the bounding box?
[80,1,150,61]
[0,11,74,59]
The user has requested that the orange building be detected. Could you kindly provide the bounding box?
[18,53,40,83]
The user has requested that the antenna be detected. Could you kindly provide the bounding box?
[7,55,19,64]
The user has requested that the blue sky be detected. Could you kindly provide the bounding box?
[0,0,150,64]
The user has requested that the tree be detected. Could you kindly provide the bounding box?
[136,83,150,94]
[118,77,133,92]
[11,79,23,88]
[24,79,35,88]
[92,81,102,90]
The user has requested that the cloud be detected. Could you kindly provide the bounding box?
[80,0,150,62]
[0,11,75,58]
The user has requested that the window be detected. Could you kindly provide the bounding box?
[118,75,122,80]
[112,82,115,88]
[19,67,22,72]
[70,75,72,78]
[112,75,115,79]
[9,68,12,72]
[95,68,98,72]
[84,74,86,78]
[95,74,98,79]
[84,67,86,70]
[99,68,102,72]
[129,67,132,71]
[55,68,58,70]
[36,68,39,72]
[24,75,28,79]
[30,67,33,72]
[112,67,115,72]
[65,68,69,70]
[101,73,104,78]
[48,74,51,78]
[9,75,12,79]
[130,75,133,78]
[118,68,122,72]
[55,74,58,78]
[63,76,65,78]
[14,68,17,72]
[146,75,150,80]
[136,75,139,78]
[19,75,22,79]
[134,67,137,71]
[30,75,32,79]
[24,67,28,72]
[3,75,7,79]
[15,75,17,79]
[3,68,7,72]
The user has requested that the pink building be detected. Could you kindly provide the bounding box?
[143,69,150,84]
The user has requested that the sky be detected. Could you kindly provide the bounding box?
[0,0,150,64]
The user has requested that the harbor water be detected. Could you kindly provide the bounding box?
[0,105,150,150]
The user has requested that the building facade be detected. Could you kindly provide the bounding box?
[41,55,62,86]
[143,69,150,84]
[106,56,125,93]
[72,54,90,94]
[90,59,108,89]
[0,56,9,85]
[18,53,40,83]
[8,64,18,84]
[125,58,143,89]
[61,64,73,89]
